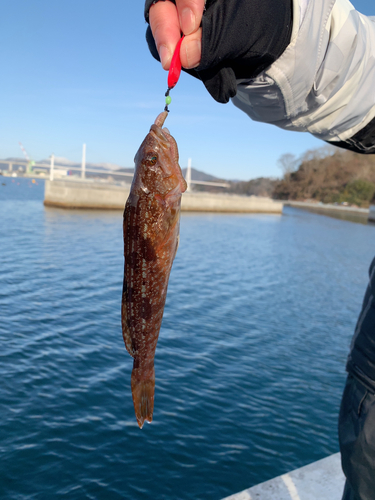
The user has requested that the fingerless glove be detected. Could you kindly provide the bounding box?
[145,0,292,103]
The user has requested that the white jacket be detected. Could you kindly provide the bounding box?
[232,0,375,148]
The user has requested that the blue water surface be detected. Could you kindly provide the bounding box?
[1,178,374,499]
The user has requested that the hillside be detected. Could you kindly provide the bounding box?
[181,167,221,182]
[273,148,375,206]
[228,177,278,197]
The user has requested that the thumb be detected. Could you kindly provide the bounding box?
[180,29,202,69]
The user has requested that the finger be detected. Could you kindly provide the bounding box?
[175,0,205,36]
[180,28,202,69]
[149,2,180,70]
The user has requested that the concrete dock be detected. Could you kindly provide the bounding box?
[44,179,130,210]
[43,179,283,214]
[222,453,345,500]
[181,191,282,213]
[286,201,370,223]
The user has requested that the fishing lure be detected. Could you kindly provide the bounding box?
[164,35,184,112]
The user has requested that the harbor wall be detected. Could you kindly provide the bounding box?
[44,180,283,214]
[181,191,282,213]
[44,179,130,210]
[286,200,370,223]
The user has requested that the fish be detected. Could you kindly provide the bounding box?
[121,111,187,428]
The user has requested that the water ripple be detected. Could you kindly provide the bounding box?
[1,185,375,499]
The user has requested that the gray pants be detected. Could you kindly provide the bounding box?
[339,374,375,500]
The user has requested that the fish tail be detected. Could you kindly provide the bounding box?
[131,364,155,429]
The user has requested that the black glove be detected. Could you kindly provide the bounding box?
[144,0,292,104]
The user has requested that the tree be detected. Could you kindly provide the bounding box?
[338,179,375,206]
[277,153,298,177]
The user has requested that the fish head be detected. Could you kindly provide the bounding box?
[133,112,187,197]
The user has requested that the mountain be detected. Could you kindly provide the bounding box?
[3,157,29,164]
[37,157,130,172]
[227,177,278,197]
[181,167,224,183]
[2,156,130,170]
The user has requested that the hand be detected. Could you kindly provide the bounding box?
[148,0,204,70]
[145,0,293,104]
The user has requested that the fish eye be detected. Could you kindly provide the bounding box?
[145,155,158,166]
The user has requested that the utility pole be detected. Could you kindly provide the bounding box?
[50,154,55,181]
[81,143,86,180]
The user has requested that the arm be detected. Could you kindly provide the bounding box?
[232,0,375,153]
[145,0,375,154]
[146,0,292,103]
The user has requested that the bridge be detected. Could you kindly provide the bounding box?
[0,156,230,191]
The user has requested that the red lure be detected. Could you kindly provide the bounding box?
[167,35,184,89]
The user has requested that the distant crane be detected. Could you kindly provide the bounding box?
[19,142,35,174]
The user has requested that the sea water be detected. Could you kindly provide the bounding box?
[1,178,374,499]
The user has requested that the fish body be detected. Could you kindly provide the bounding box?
[121,112,187,428]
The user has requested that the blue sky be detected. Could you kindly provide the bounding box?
[0,0,373,180]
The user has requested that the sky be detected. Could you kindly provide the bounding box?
[0,0,373,181]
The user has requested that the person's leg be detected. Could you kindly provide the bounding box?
[341,479,358,500]
[339,375,375,500]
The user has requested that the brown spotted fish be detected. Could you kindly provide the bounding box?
[121,111,187,428]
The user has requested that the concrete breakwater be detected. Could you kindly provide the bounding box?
[286,200,371,224]
[44,179,283,214]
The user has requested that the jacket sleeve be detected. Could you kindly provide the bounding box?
[231,0,375,154]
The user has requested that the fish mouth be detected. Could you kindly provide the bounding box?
[162,128,178,165]
[150,112,171,147]
[161,128,186,193]
[149,115,186,193]
[148,125,174,178]
[150,124,170,147]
